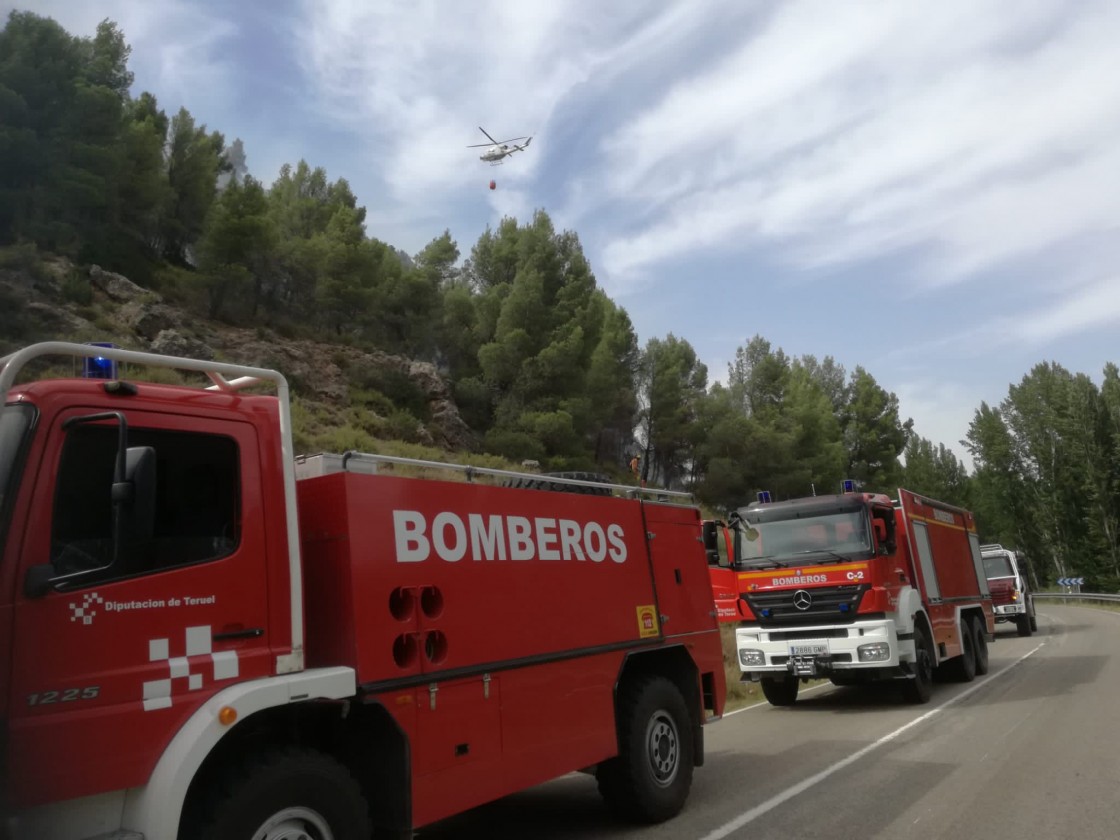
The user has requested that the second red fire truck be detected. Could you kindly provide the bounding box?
[711,487,994,705]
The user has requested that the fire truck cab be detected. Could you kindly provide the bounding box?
[730,488,995,705]
[0,342,726,840]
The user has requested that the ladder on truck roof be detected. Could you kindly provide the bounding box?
[0,341,306,674]
[295,451,693,502]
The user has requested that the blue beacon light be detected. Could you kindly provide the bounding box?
[82,342,119,380]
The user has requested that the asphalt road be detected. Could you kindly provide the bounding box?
[416,605,1120,840]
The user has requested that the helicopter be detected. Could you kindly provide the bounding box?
[469,126,533,165]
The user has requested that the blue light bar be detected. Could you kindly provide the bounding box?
[83,342,119,380]
[841,479,855,493]
[757,490,772,504]
[839,603,850,612]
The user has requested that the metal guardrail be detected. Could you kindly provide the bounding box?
[1034,592,1120,604]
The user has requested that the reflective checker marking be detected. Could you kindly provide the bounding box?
[143,625,240,711]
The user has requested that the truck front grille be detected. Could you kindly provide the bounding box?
[746,584,868,627]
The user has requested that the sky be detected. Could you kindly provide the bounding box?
[11,0,1120,469]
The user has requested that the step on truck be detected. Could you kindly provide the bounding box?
[0,341,726,840]
[716,487,995,705]
[980,543,1037,637]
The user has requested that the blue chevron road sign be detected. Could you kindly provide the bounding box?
[1057,577,1085,586]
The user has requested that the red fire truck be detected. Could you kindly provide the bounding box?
[725,488,994,705]
[0,341,726,839]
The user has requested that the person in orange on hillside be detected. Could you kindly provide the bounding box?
[629,453,645,488]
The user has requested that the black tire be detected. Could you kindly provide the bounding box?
[760,676,799,706]
[946,618,977,682]
[1016,613,1033,637]
[971,616,990,676]
[1029,602,1038,632]
[596,676,694,824]
[904,623,934,704]
[185,747,372,840]
[504,471,612,496]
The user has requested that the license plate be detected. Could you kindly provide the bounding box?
[789,643,828,656]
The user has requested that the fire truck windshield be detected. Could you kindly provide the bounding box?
[982,552,1014,578]
[734,508,871,568]
[0,403,35,551]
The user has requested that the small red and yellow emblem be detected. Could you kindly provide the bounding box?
[636,605,660,638]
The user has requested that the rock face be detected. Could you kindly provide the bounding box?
[89,265,150,303]
[149,330,215,361]
[0,257,477,453]
[224,331,477,451]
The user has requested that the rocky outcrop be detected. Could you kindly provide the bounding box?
[3,255,478,453]
[149,329,215,360]
[24,301,90,335]
[222,331,477,451]
[89,264,151,303]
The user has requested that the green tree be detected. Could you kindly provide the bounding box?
[901,435,970,507]
[197,175,276,319]
[842,366,912,492]
[160,107,226,263]
[472,211,611,463]
[639,334,708,488]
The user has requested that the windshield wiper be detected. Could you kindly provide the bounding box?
[739,555,783,570]
[792,549,852,564]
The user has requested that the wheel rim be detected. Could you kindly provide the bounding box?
[251,807,334,840]
[645,709,680,787]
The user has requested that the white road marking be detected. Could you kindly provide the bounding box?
[700,642,1047,840]
[723,681,831,717]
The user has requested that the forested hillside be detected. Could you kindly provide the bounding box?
[2,11,1117,590]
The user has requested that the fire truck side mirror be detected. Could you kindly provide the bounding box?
[873,519,894,554]
[701,520,721,566]
[119,446,157,540]
[23,563,55,598]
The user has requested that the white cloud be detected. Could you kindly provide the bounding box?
[293,0,734,221]
[912,272,1120,358]
[296,1,594,199]
[18,0,238,112]
[596,1,1120,295]
[894,379,984,471]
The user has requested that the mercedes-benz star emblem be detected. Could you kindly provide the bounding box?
[793,590,813,611]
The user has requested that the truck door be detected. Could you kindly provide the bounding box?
[703,520,740,623]
[6,408,273,811]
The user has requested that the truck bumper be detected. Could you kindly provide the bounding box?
[735,618,915,681]
[993,603,1027,622]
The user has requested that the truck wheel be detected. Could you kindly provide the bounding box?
[1017,612,1033,637]
[1029,602,1038,632]
[971,616,989,675]
[904,624,934,704]
[946,619,977,682]
[187,747,372,840]
[760,676,799,706]
[596,675,694,823]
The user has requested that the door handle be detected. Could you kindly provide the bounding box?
[213,627,264,641]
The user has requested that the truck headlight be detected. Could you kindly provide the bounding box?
[739,648,765,667]
[857,642,890,662]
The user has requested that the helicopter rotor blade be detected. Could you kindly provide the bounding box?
[478,126,500,145]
